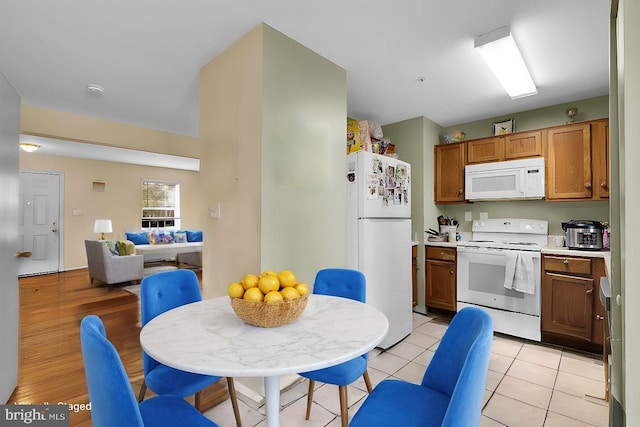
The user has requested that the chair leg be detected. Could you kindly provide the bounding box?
[305,380,315,420]
[363,370,373,393]
[338,385,349,427]
[195,391,202,411]
[226,377,242,427]
[137,381,147,403]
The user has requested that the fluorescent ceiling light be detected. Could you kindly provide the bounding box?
[475,26,537,99]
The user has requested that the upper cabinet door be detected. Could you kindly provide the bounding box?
[591,119,610,199]
[546,124,592,200]
[505,131,543,160]
[434,142,466,203]
[466,137,504,164]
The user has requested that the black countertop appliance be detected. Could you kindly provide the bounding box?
[561,220,604,250]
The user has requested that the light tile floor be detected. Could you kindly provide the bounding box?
[204,311,609,427]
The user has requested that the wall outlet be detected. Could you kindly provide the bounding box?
[464,211,472,221]
[72,209,83,216]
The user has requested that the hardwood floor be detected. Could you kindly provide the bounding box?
[8,267,226,426]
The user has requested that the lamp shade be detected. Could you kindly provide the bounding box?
[94,219,113,240]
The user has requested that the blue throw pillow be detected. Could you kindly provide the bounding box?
[186,230,203,242]
[125,232,149,245]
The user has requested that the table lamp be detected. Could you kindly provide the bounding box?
[94,219,113,240]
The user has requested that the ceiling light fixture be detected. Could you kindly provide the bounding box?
[86,83,104,95]
[474,26,537,99]
[19,143,41,153]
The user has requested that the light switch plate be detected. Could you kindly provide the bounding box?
[465,211,472,221]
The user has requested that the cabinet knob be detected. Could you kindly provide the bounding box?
[586,288,594,294]
[600,181,608,189]
[458,188,463,195]
[563,259,569,265]
[585,182,592,189]
[449,270,454,275]
[597,315,605,321]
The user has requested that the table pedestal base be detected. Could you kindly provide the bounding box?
[264,375,280,427]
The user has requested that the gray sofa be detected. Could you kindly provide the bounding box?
[85,240,144,285]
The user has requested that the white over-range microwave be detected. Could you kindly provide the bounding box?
[465,157,545,201]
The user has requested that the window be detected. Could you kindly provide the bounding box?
[141,180,180,229]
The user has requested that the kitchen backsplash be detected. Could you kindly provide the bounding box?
[438,200,609,236]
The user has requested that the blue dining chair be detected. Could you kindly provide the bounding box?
[349,306,494,427]
[138,269,242,426]
[299,268,371,427]
[80,315,218,427]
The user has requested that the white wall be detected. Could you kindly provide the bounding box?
[617,0,640,421]
[0,73,20,402]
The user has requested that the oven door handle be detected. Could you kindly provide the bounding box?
[456,246,541,258]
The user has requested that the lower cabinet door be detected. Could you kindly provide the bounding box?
[425,258,456,311]
[542,272,594,341]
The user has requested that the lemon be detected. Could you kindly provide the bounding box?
[242,274,259,290]
[258,275,280,294]
[295,282,310,296]
[278,270,297,288]
[228,282,244,299]
[281,286,301,300]
[264,291,284,303]
[260,270,277,278]
[243,287,264,301]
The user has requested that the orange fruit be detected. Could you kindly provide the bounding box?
[242,274,259,290]
[258,275,280,294]
[243,287,264,301]
[227,282,244,299]
[295,282,310,296]
[278,270,297,288]
[264,291,284,303]
[281,286,301,300]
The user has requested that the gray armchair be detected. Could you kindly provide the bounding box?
[85,240,144,285]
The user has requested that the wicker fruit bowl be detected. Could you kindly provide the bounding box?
[227,270,310,328]
[230,294,309,328]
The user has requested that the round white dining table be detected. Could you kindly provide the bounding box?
[139,294,389,427]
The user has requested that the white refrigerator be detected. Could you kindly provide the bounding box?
[346,151,412,349]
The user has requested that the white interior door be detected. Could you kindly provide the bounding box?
[0,72,20,403]
[18,171,61,276]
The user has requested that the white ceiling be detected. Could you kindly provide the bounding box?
[0,0,610,138]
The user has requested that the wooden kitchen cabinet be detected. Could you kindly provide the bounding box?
[504,130,543,159]
[412,245,418,307]
[541,254,607,352]
[591,119,610,199]
[546,119,609,201]
[425,246,457,312]
[467,137,503,164]
[434,142,466,203]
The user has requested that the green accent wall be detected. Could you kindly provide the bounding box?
[261,25,348,281]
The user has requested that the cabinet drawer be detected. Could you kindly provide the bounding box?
[544,256,591,275]
[426,247,456,262]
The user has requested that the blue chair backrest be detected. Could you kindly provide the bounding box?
[421,307,493,427]
[80,315,144,427]
[140,269,202,374]
[313,268,366,302]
